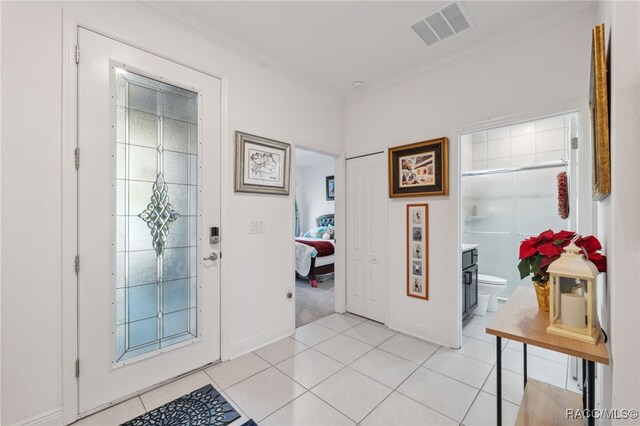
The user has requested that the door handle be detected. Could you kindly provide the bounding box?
[203,252,219,261]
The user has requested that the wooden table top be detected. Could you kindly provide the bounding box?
[486,287,609,365]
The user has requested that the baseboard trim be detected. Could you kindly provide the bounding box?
[10,407,63,426]
[226,323,293,360]
[386,317,453,347]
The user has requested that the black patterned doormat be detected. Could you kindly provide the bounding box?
[121,384,241,426]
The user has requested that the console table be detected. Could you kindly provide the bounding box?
[486,287,609,426]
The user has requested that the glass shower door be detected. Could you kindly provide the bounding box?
[462,165,568,297]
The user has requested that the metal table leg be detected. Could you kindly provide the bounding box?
[582,359,587,410]
[496,336,502,426]
[587,360,595,426]
[523,343,527,389]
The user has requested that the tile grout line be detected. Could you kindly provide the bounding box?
[203,359,271,394]
[222,315,384,423]
[352,326,466,425]
[296,322,400,423]
[252,342,311,367]
[371,345,463,425]
[459,388,483,425]
[138,395,147,413]
[218,315,506,425]
[255,390,311,424]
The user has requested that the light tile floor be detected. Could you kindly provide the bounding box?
[74,311,578,426]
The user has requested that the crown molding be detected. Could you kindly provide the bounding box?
[133,1,345,102]
[134,1,596,105]
[346,1,597,103]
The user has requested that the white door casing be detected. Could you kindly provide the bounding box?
[77,28,221,413]
[346,153,387,322]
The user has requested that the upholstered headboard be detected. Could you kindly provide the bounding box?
[316,214,334,227]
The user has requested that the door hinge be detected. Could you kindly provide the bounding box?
[74,255,80,274]
[571,137,578,149]
[75,45,80,64]
[74,147,80,170]
[75,359,80,378]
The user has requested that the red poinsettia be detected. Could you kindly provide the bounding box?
[518,230,606,283]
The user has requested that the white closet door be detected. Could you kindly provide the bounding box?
[346,153,386,322]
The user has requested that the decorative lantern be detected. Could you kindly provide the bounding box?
[546,238,601,344]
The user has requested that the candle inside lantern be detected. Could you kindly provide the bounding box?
[561,292,586,328]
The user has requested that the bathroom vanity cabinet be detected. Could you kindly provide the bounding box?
[462,247,478,324]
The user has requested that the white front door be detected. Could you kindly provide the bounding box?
[77,28,221,413]
[346,153,386,322]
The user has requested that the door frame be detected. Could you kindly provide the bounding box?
[454,101,592,350]
[61,11,230,423]
[291,145,347,318]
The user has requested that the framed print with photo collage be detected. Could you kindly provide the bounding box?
[388,137,448,198]
[406,204,428,300]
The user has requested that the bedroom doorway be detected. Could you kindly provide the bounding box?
[294,147,338,327]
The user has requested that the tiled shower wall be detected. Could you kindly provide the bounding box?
[461,113,575,297]
[461,114,573,172]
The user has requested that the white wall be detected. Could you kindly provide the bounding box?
[0,2,343,424]
[596,1,640,421]
[345,9,598,347]
[295,155,335,233]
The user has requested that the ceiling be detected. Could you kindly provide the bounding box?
[166,1,593,96]
[295,147,336,169]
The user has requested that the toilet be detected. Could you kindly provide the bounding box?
[478,274,507,312]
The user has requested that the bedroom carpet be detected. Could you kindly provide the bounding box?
[295,277,334,327]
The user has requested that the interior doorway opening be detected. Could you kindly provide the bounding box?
[458,111,584,394]
[294,147,338,327]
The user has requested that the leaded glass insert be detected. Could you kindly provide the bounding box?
[115,68,198,362]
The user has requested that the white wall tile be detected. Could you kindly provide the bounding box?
[487,138,510,159]
[487,126,510,140]
[462,138,473,161]
[510,122,535,136]
[536,128,565,152]
[463,158,473,173]
[536,115,565,132]
[536,150,565,163]
[472,131,488,143]
[510,154,535,166]
[472,142,488,160]
[487,158,510,169]
[510,134,535,156]
[472,160,488,171]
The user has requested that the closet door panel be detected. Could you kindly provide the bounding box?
[346,153,386,322]
[346,163,365,316]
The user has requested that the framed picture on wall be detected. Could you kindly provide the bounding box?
[407,204,428,300]
[590,23,611,201]
[234,131,291,195]
[326,175,335,200]
[388,137,449,198]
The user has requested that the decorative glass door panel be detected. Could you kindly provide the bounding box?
[78,28,220,414]
[115,69,199,362]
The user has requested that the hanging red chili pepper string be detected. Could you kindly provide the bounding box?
[557,171,569,219]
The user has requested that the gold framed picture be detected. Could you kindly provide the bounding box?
[406,204,428,300]
[389,137,448,198]
[590,23,610,201]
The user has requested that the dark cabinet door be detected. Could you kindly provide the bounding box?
[461,273,468,319]
[466,264,478,313]
[463,264,478,323]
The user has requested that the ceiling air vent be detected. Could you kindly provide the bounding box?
[411,2,472,47]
